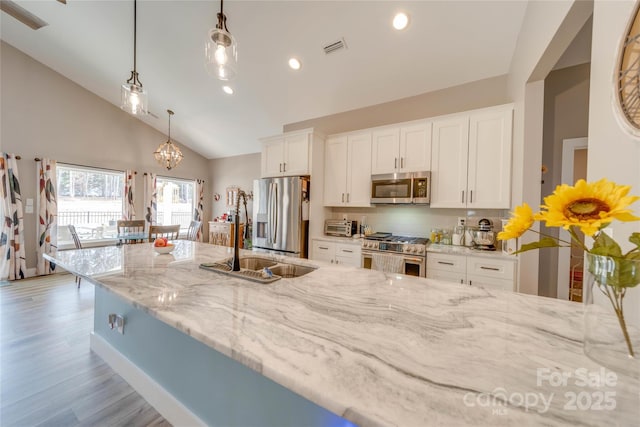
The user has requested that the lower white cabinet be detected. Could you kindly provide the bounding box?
[427,252,516,291]
[311,239,362,267]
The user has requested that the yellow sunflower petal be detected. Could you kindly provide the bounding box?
[537,178,640,236]
[498,203,535,240]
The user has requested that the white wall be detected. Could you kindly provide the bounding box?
[507,0,593,295]
[588,0,640,327]
[0,41,211,271]
[209,153,261,222]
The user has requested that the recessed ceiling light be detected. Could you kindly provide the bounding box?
[288,57,301,70]
[222,86,233,95]
[393,12,409,30]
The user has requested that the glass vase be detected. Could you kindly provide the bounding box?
[584,253,640,378]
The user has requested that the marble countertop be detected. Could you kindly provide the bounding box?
[427,243,517,260]
[311,235,363,245]
[47,241,638,426]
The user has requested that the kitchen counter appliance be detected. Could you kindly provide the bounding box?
[324,219,358,237]
[361,233,429,277]
[371,172,431,204]
[252,176,309,257]
[472,218,496,251]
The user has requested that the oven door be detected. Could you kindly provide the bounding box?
[361,250,425,277]
[371,173,413,204]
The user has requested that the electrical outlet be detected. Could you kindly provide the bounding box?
[457,217,466,227]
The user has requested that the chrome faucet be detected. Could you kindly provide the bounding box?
[232,190,249,271]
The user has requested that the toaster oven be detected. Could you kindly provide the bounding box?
[324,220,358,237]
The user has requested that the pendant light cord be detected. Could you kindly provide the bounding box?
[133,0,137,73]
[216,0,229,32]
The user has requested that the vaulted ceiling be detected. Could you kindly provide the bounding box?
[1,1,529,159]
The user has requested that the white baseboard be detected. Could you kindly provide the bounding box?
[26,267,36,278]
[90,332,206,427]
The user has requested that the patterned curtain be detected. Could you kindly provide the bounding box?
[0,153,26,281]
[123,170,135,220]
[36,159,57,275]
[144,173,157,229]
[194,179,204,242]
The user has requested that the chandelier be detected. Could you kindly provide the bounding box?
[205,0,237,81]
[121,0,148,115]
[154,110,183,170]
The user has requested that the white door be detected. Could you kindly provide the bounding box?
[467,108,513,209]
[261,138,284,178]
[557,137,588,301]
[283,132,310,176]
[346,132,372,206]
[430,116,469,208]
[371,128,400,174]
[400,122,431,172]
[324,136,348,206]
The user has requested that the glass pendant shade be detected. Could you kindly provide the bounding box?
[121,82,148,115]
[206,27,237,80]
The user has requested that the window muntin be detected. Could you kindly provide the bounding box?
[155,177,194,232]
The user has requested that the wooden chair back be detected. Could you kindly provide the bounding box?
[186,220,202,241]
[117,220,146,244]
[149,225,180,242]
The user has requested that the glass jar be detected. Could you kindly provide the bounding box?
[441,229,452,245]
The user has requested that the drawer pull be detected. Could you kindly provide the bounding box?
[480,266,500,271]
[342,249,353,253]
[438,261,454,266]
[319,246,329,250]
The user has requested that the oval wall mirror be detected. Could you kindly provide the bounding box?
[615,0,640,138]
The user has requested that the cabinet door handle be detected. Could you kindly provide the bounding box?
[319,246,329,250]
[330,259,334,263]
[342,193,345,202]
[401,157,404,168]
[438,261,454,266]
[283,162,286,172]
[279,163,282,172]
[480,266,500,271]
[342,249,353,253]
[461,191,465,204]
[460,279,464,284]
[469,281,473,286]
[470,190,473,203]
[395,158,398,168]
[346,193,350,203]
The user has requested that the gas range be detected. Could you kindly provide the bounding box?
[361,233,429,256]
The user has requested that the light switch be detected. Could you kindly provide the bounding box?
[25,199,34,214]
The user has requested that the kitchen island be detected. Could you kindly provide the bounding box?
[46,241,639,426]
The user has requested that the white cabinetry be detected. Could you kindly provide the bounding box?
[371,121,432,174]
[311,239,361,267]
[324,132,371,207]
[261,130,311,177]
[430,105,513,208]
[427,252,516,291]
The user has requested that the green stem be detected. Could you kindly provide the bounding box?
[568,227,589,252]
[597,284,635,358]
[530,229,573,245]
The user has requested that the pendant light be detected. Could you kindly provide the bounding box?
[154,110,183,170]
[205,0,237,81]
[121,0,148,115]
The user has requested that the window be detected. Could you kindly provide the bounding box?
[155,177,195,232]
[57,164,124,244]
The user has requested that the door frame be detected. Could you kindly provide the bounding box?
[556,137,588,300]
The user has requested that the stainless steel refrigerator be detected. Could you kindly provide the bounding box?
[252,176,310,257]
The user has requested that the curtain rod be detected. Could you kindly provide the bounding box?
[37,158,136,174]
[143,172,204,182]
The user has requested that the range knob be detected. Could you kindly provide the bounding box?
[417,247,424,254]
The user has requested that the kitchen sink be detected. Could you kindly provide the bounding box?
[199,256,316,283]
[267,264,316,278]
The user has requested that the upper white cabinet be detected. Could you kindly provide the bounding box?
[430,105,513,208]
[261,130,310,177]
[371,121,432,174]
[324,132,372,207]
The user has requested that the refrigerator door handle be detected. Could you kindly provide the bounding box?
[272,182,278,244]
[267,182,274,244]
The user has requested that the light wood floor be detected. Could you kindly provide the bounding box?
[0,274,171,426]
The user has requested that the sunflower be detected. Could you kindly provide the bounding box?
[498,203,535,240]
[536,178,640,236]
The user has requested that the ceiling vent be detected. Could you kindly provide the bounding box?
[323,38,347,55]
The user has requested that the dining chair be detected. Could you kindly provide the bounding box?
[68,225,83,288]
[186,220,202,241]
[117,220,146,244]
[148,224,181,242]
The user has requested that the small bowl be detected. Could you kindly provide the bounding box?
[154,244,175,254]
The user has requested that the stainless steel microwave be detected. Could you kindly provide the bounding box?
[370,171,431,204]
